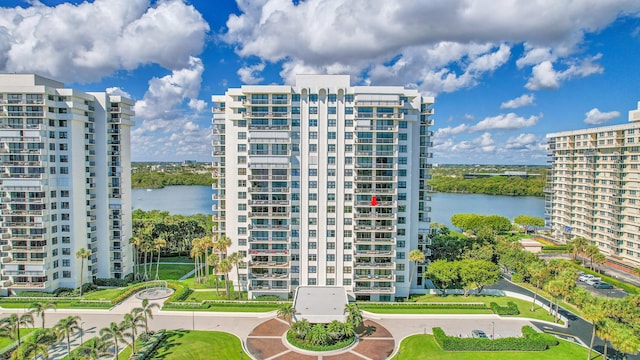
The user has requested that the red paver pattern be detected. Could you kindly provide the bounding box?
[324,351,366,360]
[249,318,289,336]
[246,337,288,360]
[271,351,317,360]
[352,339,395,360]
[360,320,393,338]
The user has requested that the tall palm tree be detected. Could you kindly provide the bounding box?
[0,313,34,348]
[129,235,143,280]
[77,337,110,360]
[121,309,145,354]
[22,340,49,360]
[219,258,233,299]
[214,235,232,259]
[583,302,605,360]
[100,321,125,360]
[29,301,56,328]
[190,238,203,284]
[207,253,220,293]
[585,244,600,270]
[229,252,243,299]
[75,248,92,296]
[277,304,296,325]
[139,298,160,334]
[407,249,425,299]
[567,236,588,261]
[54,315,81,359]
[153,237,167,280]
[526,261,549,312]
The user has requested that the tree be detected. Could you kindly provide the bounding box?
[407,249,425,299]
[153,237,167,280]
[121,309,145,354]
[458,259,501,296]
[608,323,640,360]
[100,322,125,360]
[583,302,606,360]
[634,267,640,277]
[54,315,81,359]
[277,304,296,325]
[526,261,549,312]
[207,253,220,294]
[290,319,311,339]
[513,215,545,230]
[306,324,331,346]
[344,303,363,330]
[585,244,600,271]
[426,260,459,296]
[0,313,34,348]
[545,280,563,322]
[229,252,243,299]
[139,298,160,334]
[567,237,588,261]
[219,258,233,299]
[77,337,111,360]
[29,301,56,328]
[22,339,50,360]
[593,253,607,273]
[75,248,92,296]
[462,242,495,262]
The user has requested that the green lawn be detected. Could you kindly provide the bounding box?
[392,334,590,359]
[83,287,123,301]
[361,295,559,323]
[187,290,247,301]
[159,256,195,264]
[135,264,194,280]
[0,328,35,348]
[152,330,250,360]
[0,301,111,309]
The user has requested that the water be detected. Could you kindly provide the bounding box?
[132,186,545,227]
[132,185,214,215]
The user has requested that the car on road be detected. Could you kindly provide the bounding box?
[592,281,614,289]
[579,274,595,282]
[471,330,488,339]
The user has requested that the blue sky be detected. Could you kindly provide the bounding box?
[2,0,640,164]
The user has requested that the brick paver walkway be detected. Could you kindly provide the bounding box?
[246,318,395,360]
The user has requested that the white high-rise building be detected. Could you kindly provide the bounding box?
[212,75,434,300]
[546,101,640,271]
[0,74,134,294]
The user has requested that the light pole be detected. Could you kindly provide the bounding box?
[192,310,195,331]
[491,321,495,339]
[80,322,85,345]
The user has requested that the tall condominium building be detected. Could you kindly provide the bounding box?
[0,74,134,294]
[212,75,434,301]
[546,101,640,271]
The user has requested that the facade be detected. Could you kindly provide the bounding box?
[545,101,640,271]
[212,75,434,300]
[0,74,134,294]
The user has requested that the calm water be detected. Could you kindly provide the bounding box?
[132,186,545,227]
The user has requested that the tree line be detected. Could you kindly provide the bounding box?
[428,174,545,197]
[131,170,213,189]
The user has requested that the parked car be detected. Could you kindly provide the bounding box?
[585,277,602,286]
[471,330,488,339]
[593,282,614,289]
[579,274,595,282]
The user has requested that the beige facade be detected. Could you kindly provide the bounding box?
[545,101,640,270]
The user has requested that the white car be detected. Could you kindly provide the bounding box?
[579,274,595,282]
[585,277,602,286]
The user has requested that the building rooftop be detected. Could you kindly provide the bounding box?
[293,286,348,324]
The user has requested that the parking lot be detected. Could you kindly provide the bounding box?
[576,278,627,299]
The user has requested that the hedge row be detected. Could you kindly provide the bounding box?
[131,330,166,360]
[489,301,520,315]
[166,282,192,302]
[111,283,150,305]
[522,325,558,347]
[359,302,487,310]
[542,245,568,251]
[163,301,282,310]
[433,326,551,351]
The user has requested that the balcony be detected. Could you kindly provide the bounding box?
[248,211,290,218]
[249,249,289,255]
[353,286,395,293]
[354,262,394,269]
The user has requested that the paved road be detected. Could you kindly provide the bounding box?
[490,277,638,360]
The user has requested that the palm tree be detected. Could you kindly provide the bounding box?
[290,319,311,339]
[526,261,549,312]
[567,236,588,261]
[344,303,364,330]
[545,280,563,322]
[29,301,56,329]
[54,315,81,358]
[207,253,220,294]
[229,252,243,299]
[77,337,110,360]
[214,235,232,259]
[306,324,331,346]
[277,304,296,325]
[153,237,167,280]
[75,247,92,296]
[583,302,605,360]
[100,321,125,360]
[190,238,203,284]
[0,313,34,348]
[139,298,160,334]
[219,258,233,299]
[407,249,425,299]
[129,235,143,280]
[585,244,600,270]
[22,340,50,360]
[121,309,145,354]
[593,253,607,273]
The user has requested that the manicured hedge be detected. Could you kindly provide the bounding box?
[285,330,355,352]
[490,301,520,315]
[432,326,550,351]
[522,325,558,347]
[166,281,192,302]
[359,302,487,310]
[542,245,568,251]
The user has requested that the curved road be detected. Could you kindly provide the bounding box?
[490,277,637,360]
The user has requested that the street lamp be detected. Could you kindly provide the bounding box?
[80,322,85,345]
[491,321,495,339]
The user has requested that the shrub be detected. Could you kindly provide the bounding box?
[489,301,519,315]
[511,273,524,283]
[131,329,166,360]
[95,276,137,287]
[166,282,192,302]
[432,326,552,352]
[286,329,355,352]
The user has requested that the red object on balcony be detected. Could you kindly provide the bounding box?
[371,195,378,206]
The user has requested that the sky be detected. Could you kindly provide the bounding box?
[1,1,640,165]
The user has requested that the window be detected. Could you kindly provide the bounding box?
[326,254,335,261]
[62,248,71,255]
[399,133,408,141]
[309,132,318,139]
[328,94,337,102]
[62,259,70,267]
[396,276,405,283]
[345,107,353,114]
[309,119,317,127]
[343,254,352,261]
[327,230,335,237]
[399,121,407,128]
[344,181,352,189]
[309,106,318,114]
[327,218,336,225]
[309,144,317,152]
[328,131,336,139]
[345,133,353,139]
[238,132,247,139]
[309,181,318,188]
[399,145,407,153]
[309,168,318,176]
[327,242,336,249]
[345,95,354,102]
[308,254,317,261]
[238,203,247,211]
[308,193,317,201]
[344,230,352,237]
[327,181,336,189]
[328,157,336,165]
[63,271,71,278]
[398,157,407,165]
[309,242,317,249]
[309,230,317,238]
[397,252,405,259]
[398,181,407,188]
[328,107,337,114]
[237,144,246,152]
[328,144,336,152]
[327,193,336,201]
[343,266,352,273]
[309,94,318,102]
[309,266,316,273]
[398,169,407,177]
[308,278,317,285]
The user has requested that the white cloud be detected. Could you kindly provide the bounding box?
[471,113,540,132]
[526,55,604,90]
[452,133,496,153]
[223,0,639,93]
[504,133,540,150]
[188,99,208,112]
[500,94,535,109]
[0,0,209,83]
[106,87,132,98]
[584,108,621,125]
[237,63,266,84]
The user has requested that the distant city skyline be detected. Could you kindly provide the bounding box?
[1,0,640,164]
